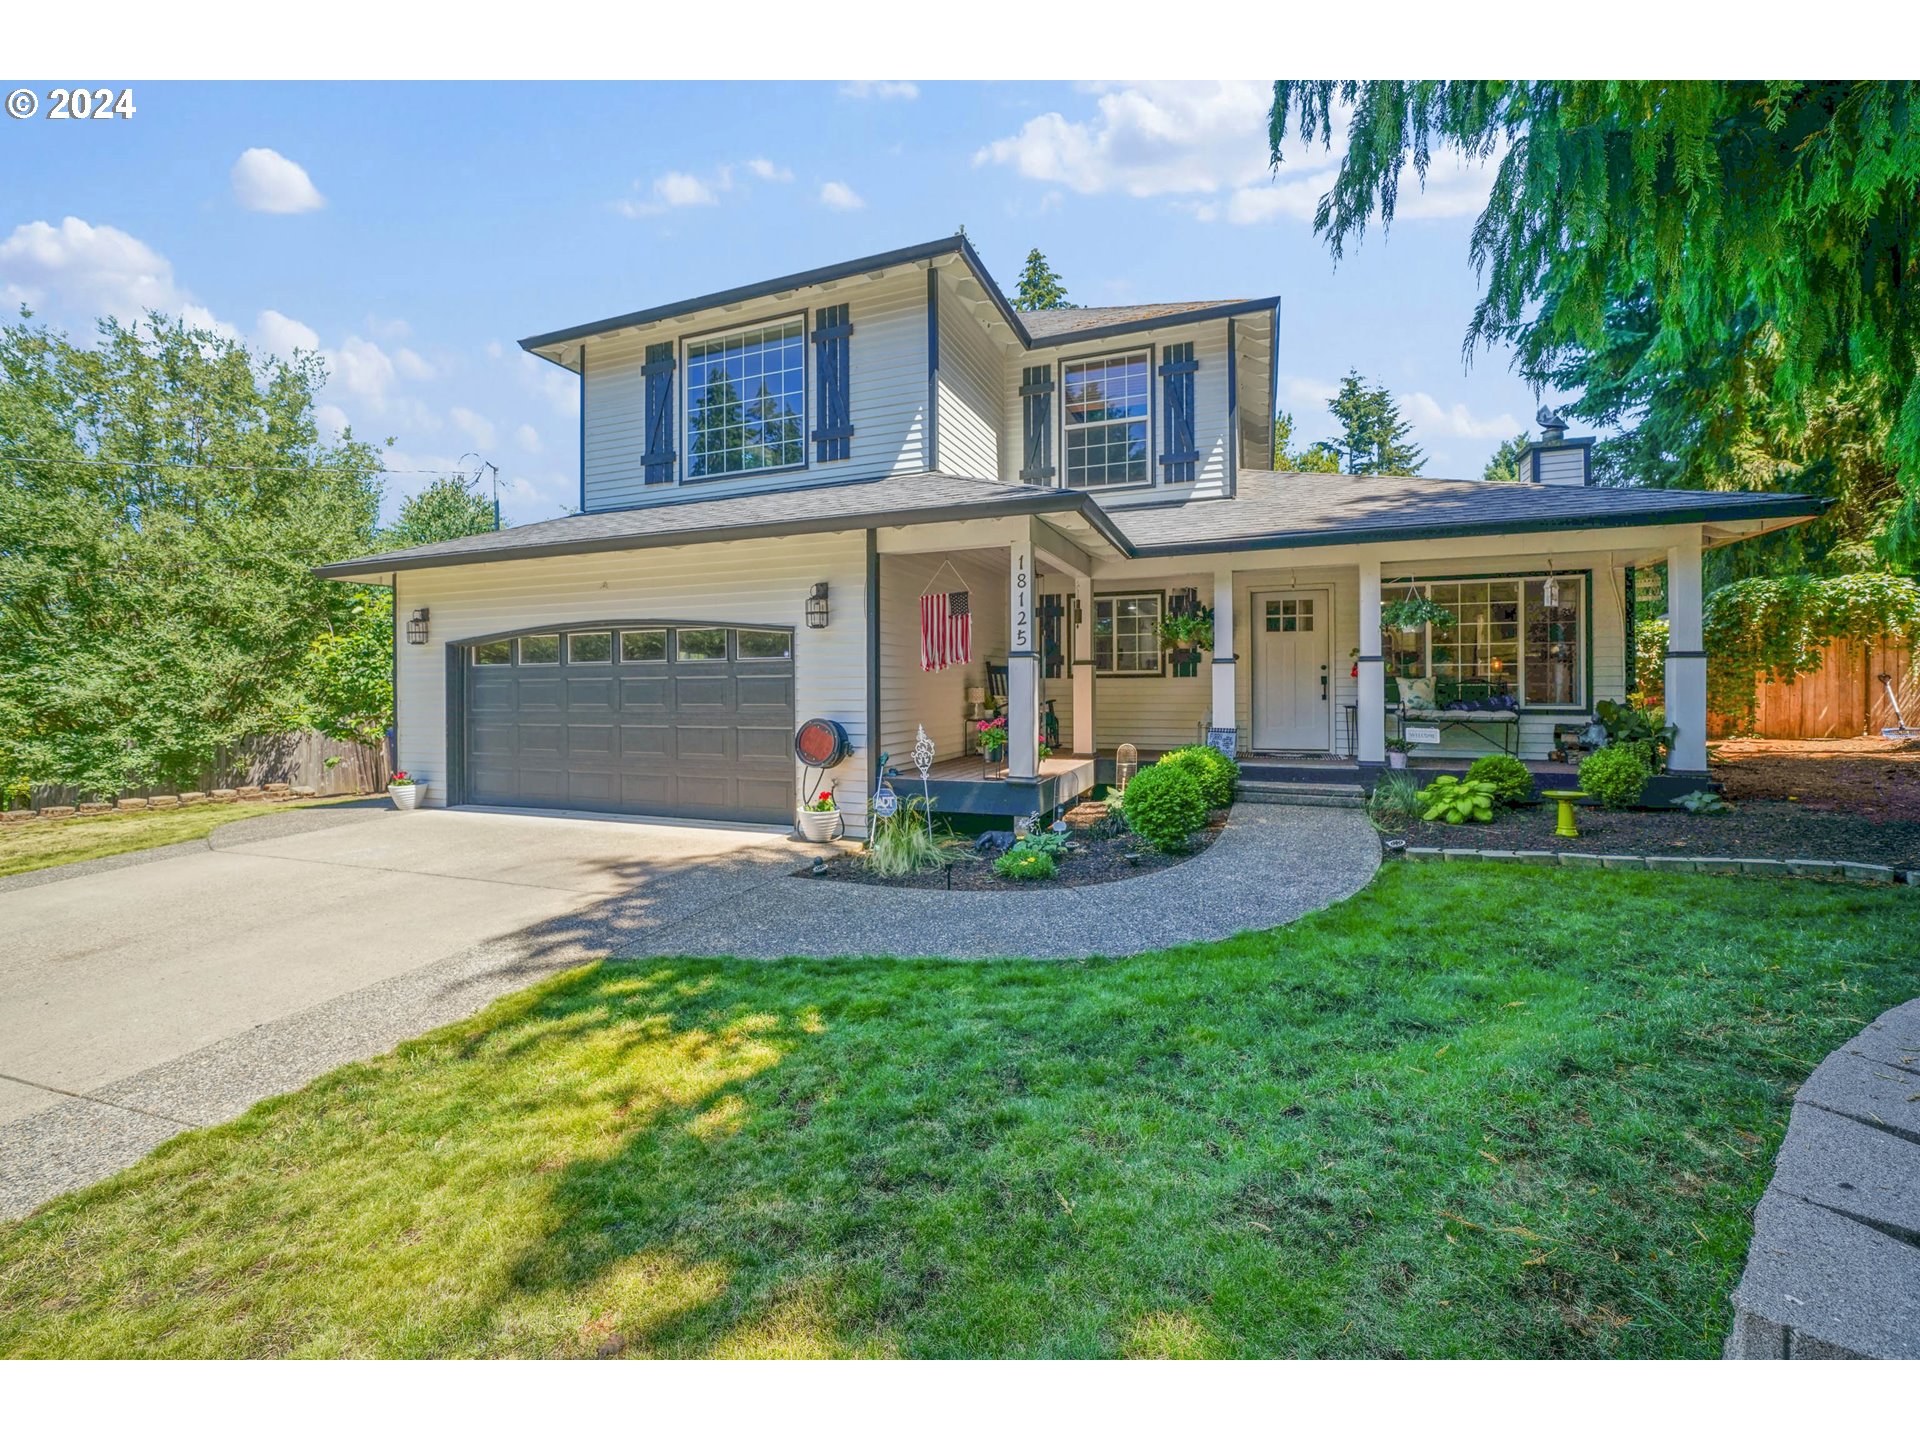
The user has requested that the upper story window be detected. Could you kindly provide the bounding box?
[685,316,806,480]
[1062,351,1150,489]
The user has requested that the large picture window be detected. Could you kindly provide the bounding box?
[1383,576,1584,707]
[685,316,806,479]
[1062,351,1149,489]
[1092,593,1162,676]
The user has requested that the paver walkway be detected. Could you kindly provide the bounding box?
[0,801,1377,1218]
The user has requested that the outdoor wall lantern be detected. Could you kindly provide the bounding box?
[405,608,430,644]
[805,582,830,629]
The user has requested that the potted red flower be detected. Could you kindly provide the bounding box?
[797,786,842,842]
[387,771,423,811]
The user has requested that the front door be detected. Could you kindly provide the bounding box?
[1252,590,1331,751]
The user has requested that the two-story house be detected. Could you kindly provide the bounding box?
[319,235,1822,833]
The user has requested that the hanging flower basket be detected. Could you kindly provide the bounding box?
[1380,594,1457,633]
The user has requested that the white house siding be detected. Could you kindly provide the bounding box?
[580,267,930,512]
[1000,319,1233,502]
[393,531,872,828]
[935,273,1004,480]
[1084,570,1217,750]
[877,548,1007,764]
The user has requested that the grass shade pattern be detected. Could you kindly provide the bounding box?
[0,801,329,878]
[1,866,1915,1358]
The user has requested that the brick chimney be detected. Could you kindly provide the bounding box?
[1522,406,1594,486]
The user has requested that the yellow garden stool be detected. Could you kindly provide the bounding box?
[1540,789,1587,839]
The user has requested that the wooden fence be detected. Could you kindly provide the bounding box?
[1707,635,1918,739]
[29,730,385,809]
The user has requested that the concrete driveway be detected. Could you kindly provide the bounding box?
[0,805,803,1218]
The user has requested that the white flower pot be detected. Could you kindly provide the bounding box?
[389,783,422,811]
[796,807,842,842]
[1387,753,1408,771]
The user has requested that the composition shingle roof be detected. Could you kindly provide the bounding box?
[315,472,1131,578]
[1112,470,1824,554]
[318,468,1823,580]
[1018,301,1252,339]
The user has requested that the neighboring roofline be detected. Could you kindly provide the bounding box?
[1024,297,1282,350]
[1123,493,1828,558]
[315,480,1134,581]
[516,237,1281,365]
[519,235,1028,360]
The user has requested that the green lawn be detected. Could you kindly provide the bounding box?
[2,866,1914,1358]
[0,799,345,878]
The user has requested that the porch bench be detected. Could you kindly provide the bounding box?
[1394,705,1521,756]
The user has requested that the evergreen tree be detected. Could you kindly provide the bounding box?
[1325,370,1425,475]
[1482,432,1531,483]
[1268,81,1920,558]
[1014,249,1071,311]
[1273,410,1342,472]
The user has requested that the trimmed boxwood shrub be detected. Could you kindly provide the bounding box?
[1159,744,1240,809]
[1120,762,1209,853]
[1464,754,1535,806]
[1579,744,1652,810]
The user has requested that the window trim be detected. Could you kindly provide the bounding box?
[1058,344,1157,494]
[566,631,614,664]
[1382,570,1592,712]
[1091,590,1166,678]
[736,627,794,662]
[517,633,562,666]
[679,310,811,485]
[618,628,669,663]
[673,626,731,663]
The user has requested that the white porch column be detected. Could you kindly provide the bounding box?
[1356,557,1385,764]
[1072,573,1095,755]
[1664,528,1709,774]
[1210,567,1236,744]
[1007,533,1040,780]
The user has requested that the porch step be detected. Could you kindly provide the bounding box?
[1236,780,1367,810]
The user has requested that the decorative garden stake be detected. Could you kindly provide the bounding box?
[912,724,936,836]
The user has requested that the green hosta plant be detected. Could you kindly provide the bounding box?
[1416,776,1497,824]
[1594,700,1677,772]
[1674,789,1734,814]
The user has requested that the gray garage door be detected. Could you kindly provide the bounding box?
[464,623,795,823]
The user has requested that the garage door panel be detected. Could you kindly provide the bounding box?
[464,624,796,824]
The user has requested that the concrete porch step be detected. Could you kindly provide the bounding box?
[1237,780,1368,809]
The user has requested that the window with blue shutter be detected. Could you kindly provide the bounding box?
[1019,364,1055,484]
[811,304,853,463]
[1159,342,1198,483]
[642,341,676,485]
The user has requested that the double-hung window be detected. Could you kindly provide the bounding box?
[1062,351,1150,489]
[684,316,806,479]
[1092,593,1162,676]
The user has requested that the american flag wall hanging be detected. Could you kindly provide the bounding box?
[920,589,971,672]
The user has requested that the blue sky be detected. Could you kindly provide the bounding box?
[1,80,1555,525]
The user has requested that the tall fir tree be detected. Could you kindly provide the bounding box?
[1273,410,1343,472]
[1482,432,1531,483]
[1013,249,1071,311]
[1325,370,1425,475]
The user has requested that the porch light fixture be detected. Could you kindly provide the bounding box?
[805,582,830,629]
[405,608,430,644]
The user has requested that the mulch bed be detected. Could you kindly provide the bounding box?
[1711,737,1920,823]
[1379,797,1920,869]
[802,808,1226,890]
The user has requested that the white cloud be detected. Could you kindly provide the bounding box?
[393,347,435,381]
[0,216,198,324]
[326,335,408,409]
[314,403,352,438]
[255,308,320,360]
[1404,392,1524,441]
[451,406,496,448]
[841,81,918,101]
[974,81,1271,198]
[745,157,793,182]
[818,180,866,211]
[657,170,721,207]
[514,349,579,417]
[514,423,542,453]
[617,159,799,218]
[230,148,326,214]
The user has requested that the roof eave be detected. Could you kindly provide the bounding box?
[1024,297,1282,350]
[315,487,1128,582]
[1123,495,1828,559]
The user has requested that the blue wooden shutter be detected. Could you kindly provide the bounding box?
[1159,342,1198,483]
[1019,364,1055,484]
[642,341,676,485]
[811,304,854,463]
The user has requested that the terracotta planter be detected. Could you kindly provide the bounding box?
[796,807,842,842]
[389,783,422,810]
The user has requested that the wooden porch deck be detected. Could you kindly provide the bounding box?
[916,752,1099,818]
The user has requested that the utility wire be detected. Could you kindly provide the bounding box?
[1,453,477,477]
